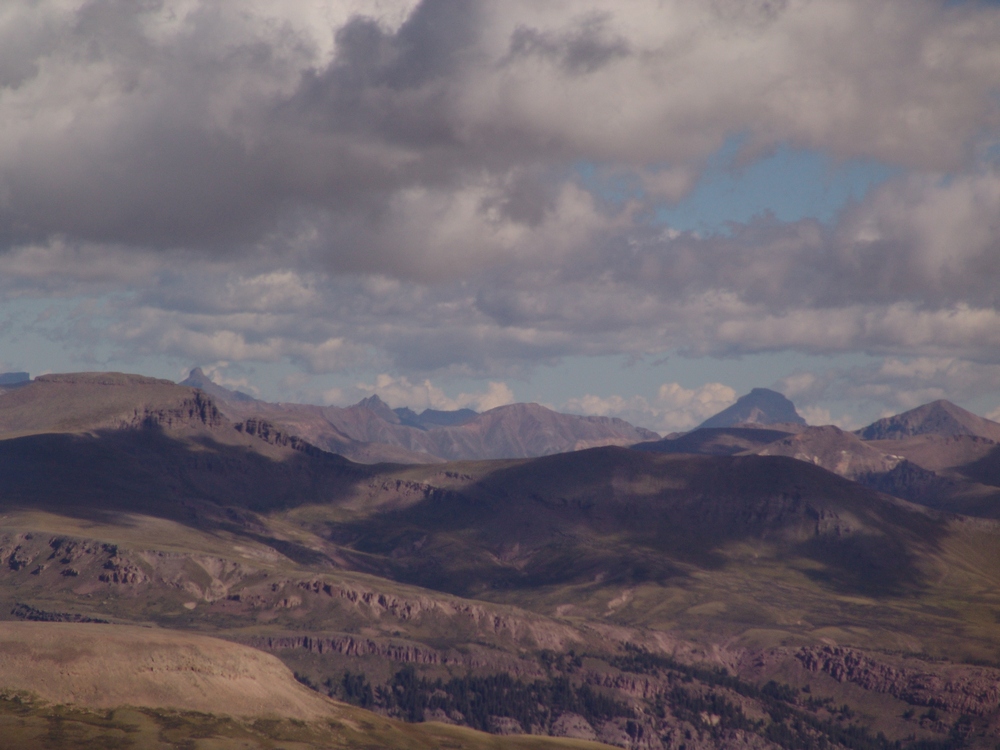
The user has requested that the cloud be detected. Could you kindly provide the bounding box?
[198,362,261,397]
[4,0,1000,425]
[775,356,1000,426]
[565,381,736,433]
[354,373,514,411]
[2,0,999,271]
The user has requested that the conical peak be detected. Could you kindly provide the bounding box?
[697,388,806,430]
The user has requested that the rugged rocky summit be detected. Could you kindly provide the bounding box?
[635,392,1000,520]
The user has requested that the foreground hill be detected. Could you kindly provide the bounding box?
[0,620,336,718]
[0,372,370,523]
[182,368,658,463]
[314,447,959,609]
[0,625,612,750]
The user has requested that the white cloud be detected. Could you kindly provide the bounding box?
[354,373,514,412]
[565,381,736,433]
[473,381,518,411]
[199,362,261,396]
[5,0,1000,425]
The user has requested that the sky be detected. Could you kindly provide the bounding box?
[3,0,1000,434]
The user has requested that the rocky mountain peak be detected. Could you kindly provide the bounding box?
[179,368,256,403]
[697,387,806,430]
[856,399,1000,441]
[355,395,400,424]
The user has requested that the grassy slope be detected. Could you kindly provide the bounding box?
[0,621,614,750]
[5,416,999,660]
[7,379,1000,745]
[0,694,616,750]
[282,448,1000,660]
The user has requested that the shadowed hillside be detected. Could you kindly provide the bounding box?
[7,374,1000,747]
[324,447,947,600]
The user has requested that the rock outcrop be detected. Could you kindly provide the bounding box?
[797,646,1000,716]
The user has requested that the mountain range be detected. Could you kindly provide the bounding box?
[636,389,1000,520]
[3,372,1000,748]
[181,367,659,464]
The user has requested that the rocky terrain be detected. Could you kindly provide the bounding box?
[856,400,1000,442]
[751,425,903,479]
[639,392,1000,521]
[633,426,798,456]
[4,373,1000,748]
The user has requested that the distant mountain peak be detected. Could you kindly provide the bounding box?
[857,399,1000,441]
[696,388,806,430]
[355,395,400,423]
[179,367,256,403]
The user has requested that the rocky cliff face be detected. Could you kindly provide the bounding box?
[798,646,1000,716]
[0,372,225,435]
[131,391,223,429]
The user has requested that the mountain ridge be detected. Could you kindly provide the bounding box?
[179,369,659,464]
[7,371,1000,746]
